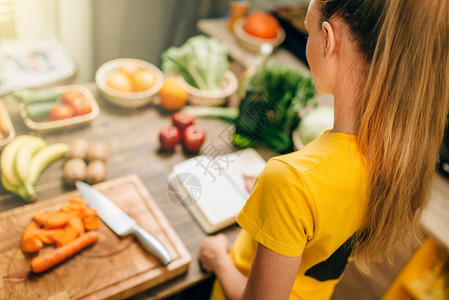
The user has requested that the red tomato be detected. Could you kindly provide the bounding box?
[49,104,74,121]
[159,125,181,151]
[243,11,280,39]
[61,91,92,116]
[171,111,195,131]
[183,125,206,153]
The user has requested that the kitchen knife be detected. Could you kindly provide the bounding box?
[75,181,172,265]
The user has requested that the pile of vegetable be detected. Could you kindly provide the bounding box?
[64,139,108,185]
[14,89,92,121]
[161,35,229,90]
[233,61,316,153]
[22,198,100,273]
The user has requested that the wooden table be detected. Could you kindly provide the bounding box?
[0,83,277,299]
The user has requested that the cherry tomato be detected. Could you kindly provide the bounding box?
[183,125,206,153]
[49,104,74,121]
[171,111,195,131]
[159,125,181,151]
[61,91,92,116]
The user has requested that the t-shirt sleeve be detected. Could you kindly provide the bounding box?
[236,158,315,257]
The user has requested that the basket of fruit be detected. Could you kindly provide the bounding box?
[95,58,164,108]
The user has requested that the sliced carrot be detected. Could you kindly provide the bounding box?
[81,214,97,224]
[84,218,100,231]
[68,216,85,235]
[69,198,87,206]
[30,231,99,273]
[33,212,48,227]
[22,221,39,240]
[67,203,86,211]
[57,227,79,247]
[45,229,65,244]
[35,230,54,244]
[80,207,97,218]
[22,236,43,253]
[45,212,69,229]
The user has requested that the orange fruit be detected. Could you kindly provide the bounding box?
[106,71,133,92]
[118,63,140,76]
[159,77,188,111]
[243,11,280,39]
[132,70,156,92]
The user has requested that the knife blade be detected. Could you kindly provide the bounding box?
[75,181,172,265]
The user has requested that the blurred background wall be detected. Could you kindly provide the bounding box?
[0,0,309,83]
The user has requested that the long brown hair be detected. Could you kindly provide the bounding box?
[320,0,449,272]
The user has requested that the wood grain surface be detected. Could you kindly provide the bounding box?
[0,175,191,300]
[0,79,265,299]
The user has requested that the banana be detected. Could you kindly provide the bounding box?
[1,174,33,202]
[15,136,47,182]
[28,143,69,185]
[1,135,33,186]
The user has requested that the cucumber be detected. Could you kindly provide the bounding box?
[26,101,58,120]
[14,89,60,104]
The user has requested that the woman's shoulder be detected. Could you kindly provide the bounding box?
[273,132,362,175]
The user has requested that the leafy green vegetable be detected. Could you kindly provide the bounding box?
[233,61,317,153]
[161,35,229,90]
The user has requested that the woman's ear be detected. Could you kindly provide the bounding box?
[321,21,336,57]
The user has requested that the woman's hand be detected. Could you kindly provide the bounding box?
[199,234,232,272]
[243,174,257,194]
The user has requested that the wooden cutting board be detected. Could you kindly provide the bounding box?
[0,175,191,300]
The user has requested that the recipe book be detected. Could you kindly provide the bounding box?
[168,148,266,234]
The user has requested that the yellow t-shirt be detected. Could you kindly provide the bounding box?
[210,132,368,300]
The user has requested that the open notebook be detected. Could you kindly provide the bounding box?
[168,148,266,234]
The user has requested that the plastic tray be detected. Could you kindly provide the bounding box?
[18,85,99,131]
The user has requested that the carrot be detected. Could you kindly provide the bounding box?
[68,216,85,235]
[30,231,99,273]
[84,218,100,231]
[69,198,87,206]
[22,221,39,240]
[33,212,48,227]
[45,212,69,228]
[80,207,97,218]
[57,227,79,247]
[22,236,43,253]
[35,230,54,244]
[45,228,65,244]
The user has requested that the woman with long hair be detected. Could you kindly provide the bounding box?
[199,0,449,299]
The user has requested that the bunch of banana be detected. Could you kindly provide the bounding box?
[1,135,69,202]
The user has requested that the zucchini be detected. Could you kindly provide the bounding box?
[14,89,60,105]
[26,101,58,120]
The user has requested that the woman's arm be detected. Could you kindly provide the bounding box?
[199,235,302,300]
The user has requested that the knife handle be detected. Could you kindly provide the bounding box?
[131,225,172,265]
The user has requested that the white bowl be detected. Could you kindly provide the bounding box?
[95,58,164,108]
[179,70,238,106]
[233,18,285,52]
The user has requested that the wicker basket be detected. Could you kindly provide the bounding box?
[180,70,238,106]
